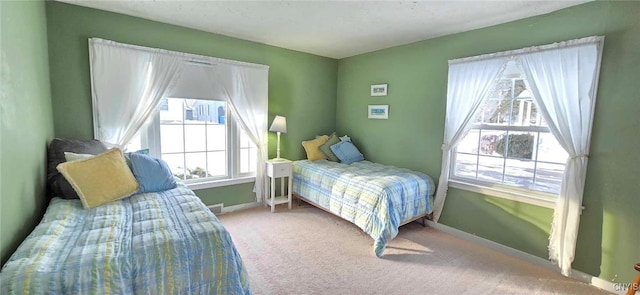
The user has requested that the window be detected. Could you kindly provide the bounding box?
[127,97,257,188]
[239,130,258,174]
[451,61,567,197]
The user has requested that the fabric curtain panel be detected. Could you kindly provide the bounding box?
[432,58,508,221]
[205,64,269,203]
[89,38,183,146]
[519,36,603,276]
[90,38,270,203]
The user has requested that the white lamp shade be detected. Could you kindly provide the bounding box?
[269,115,287,133]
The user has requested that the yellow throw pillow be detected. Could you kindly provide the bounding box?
[302,135,329,161]
[57,148,139,209]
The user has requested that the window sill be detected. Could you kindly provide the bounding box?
[187,176,255,191]
[448,180,556,209]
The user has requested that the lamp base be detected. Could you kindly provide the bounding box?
[276,132,281,159]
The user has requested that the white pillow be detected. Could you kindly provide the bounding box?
[64,152,94,162]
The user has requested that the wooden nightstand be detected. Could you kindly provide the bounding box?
[265,159,292,213]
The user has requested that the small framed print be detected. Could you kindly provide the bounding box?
[370,84,388,96]
[368,104,389,119]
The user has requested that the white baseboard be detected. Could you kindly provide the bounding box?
[221,201,261,214]
[207,201,262,215]
[425,221,620,294]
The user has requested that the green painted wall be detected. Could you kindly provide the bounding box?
[45,2,338,207]
[14,0,636,284]
[0,1,54,266]
[337,1,639,283]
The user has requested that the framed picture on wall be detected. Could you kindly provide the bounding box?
[370,84,388,96]
[368,104,389,119]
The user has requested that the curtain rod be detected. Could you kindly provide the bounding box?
[88,38,270,70]
[449,36,604,65]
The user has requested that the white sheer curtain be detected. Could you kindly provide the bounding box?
[205,64,269,203]
[520,37,603,276]
[90,38,270,203]
[89,38,183,146]
[432,58,507,221]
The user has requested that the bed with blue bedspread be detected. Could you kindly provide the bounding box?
[0,185,250,295]
[292,160,435,257]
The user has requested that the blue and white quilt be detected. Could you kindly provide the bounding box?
[1,186,250,294]
[293,160,435,257]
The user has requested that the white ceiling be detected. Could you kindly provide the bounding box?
[57,0,591,59]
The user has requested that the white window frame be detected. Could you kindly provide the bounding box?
[448,76,565,209]
[141,97,256,190]
[448,179,556,209]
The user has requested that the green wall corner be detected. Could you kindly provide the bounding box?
[45,1,338,206]
[0,0,54,266]
[337,0,640,283]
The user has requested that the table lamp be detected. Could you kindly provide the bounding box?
[269,115,287,159]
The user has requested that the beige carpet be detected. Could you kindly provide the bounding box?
[218,202,610,295]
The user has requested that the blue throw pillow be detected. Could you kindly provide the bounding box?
[129,153,177,193]
[330,141,364,164]
[124,148,149,168]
